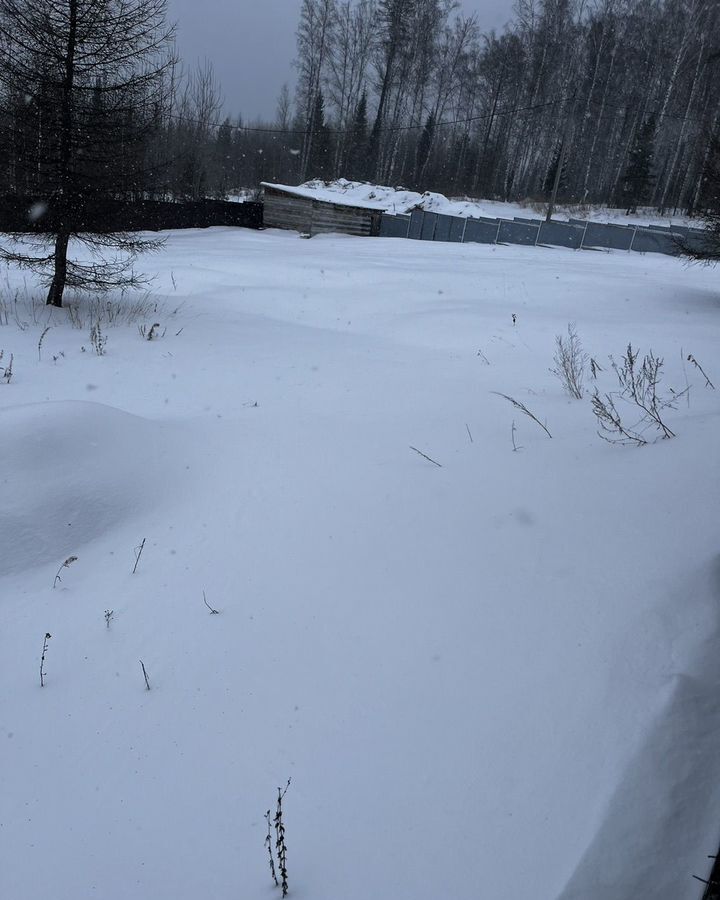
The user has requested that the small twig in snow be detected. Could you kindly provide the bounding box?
[688,353,715,389]
[491,392,552,438]
[53,555,78,588]
[409,445,443,467]
[38,325,51,361]
[465,423,473,443]
[140,660,151,690]
[40,633,51,687]
[264,809,278,886]
[511,420,523,452]
[203,591,220,614]
[680,348,691,408]
[132,538,146,574]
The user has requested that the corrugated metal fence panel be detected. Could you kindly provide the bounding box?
[448,217,466,242]
[434,214,454,242]
[380,214,410,238]
[583,222,633,250]
[420,212,438,240]
[408,209,424,239]
[538,220,584,249]
[630,229,680,255]
[498,220,539,246]
[375,210,706,257]
[463,219,500,244]
[680,230,713,255]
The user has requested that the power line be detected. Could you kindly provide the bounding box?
[167,95,576,138]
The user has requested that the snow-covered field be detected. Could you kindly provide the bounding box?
[276,178,695,227]
[1,228,719,900]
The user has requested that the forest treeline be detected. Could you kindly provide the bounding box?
[2,0,719,214]
[289,0,720,213]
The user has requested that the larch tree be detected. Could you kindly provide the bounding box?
[0,0,175,307]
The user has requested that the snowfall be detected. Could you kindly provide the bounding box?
[1,225,719,900]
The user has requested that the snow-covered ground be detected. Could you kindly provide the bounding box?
[1,228,719,900]
[278,177,695,227]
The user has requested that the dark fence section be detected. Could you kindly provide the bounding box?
[464,218,500,244]
[538,220,585,249]
[379,209,704,257]
[583,222,634,251]
[420,212,438,240]
[379,214,411,238]
[629,228,680,254]
[407,209,423,239]
[0,195,263,233]
[498,220,538,246]
[448,217,465,242]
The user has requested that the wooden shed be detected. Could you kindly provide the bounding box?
[261,183,382,237]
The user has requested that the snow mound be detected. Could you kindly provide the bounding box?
[295,178,692,225]
[558,558,720,899]
[0,401,173,576]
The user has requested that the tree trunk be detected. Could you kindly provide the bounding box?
[46,231,70,307]
[47,0,78,307]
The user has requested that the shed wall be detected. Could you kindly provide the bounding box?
[263,188,379,236]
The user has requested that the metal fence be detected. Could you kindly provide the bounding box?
[0,196,264,233]
[379,209,709,257]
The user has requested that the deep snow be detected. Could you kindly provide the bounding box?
[1,228,719,900]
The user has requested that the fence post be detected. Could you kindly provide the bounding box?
[495,221,502,244]
[629,226,638,252]
[461,216,468,243]
[580,221,589,250]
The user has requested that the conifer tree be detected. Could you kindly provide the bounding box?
[0,0,175,307]
[414,111,436,187]
[307,91,333,179]
[620,118,656,215]
[346,91,368,180]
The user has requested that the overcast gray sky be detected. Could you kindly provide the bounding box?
[167,0,515,121]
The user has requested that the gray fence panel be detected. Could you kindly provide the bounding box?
[379,214,410,238]
[680,230,712,255]
[420,212,438,240]
[434,214,454,243]
[448,217,466,242]
[631,229,680,255]
[583,222,633,251]
[463,219,499,244]
[498,220,539,246]
[408,209,424,239]
[380,209,703,257]
[538,220,584,249]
